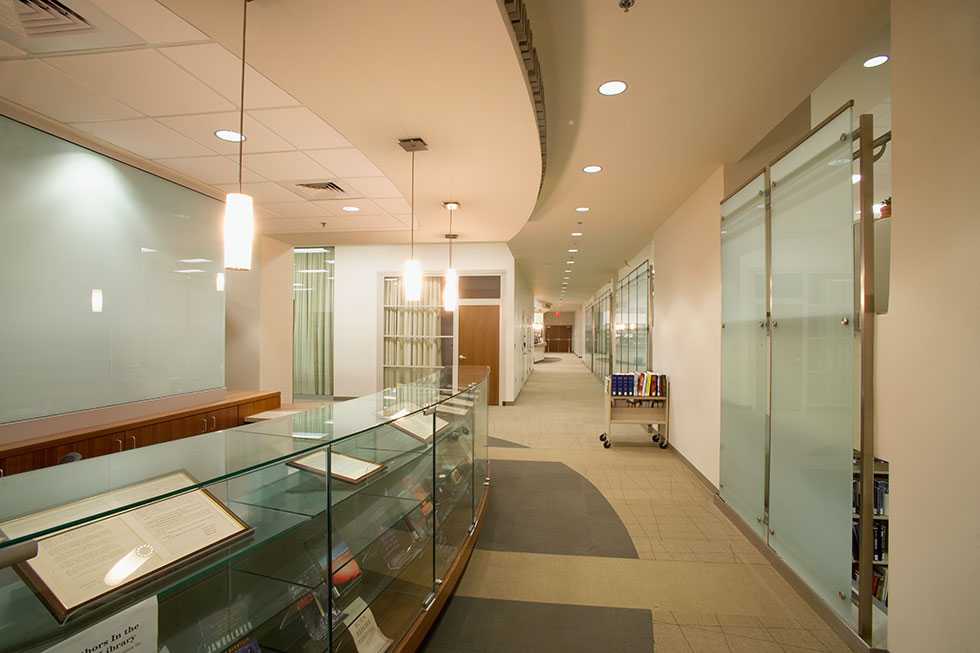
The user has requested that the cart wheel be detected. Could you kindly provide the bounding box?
[602,440,612,449]
[652,434,661,443]
[598,433,607,442]
[658,440,669,449]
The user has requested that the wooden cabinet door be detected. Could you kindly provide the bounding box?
[212,406,239,430]
[92,432,126,457]
[45,439,93,466]
[0,451,45,477]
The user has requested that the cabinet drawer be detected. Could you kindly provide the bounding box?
[91,433,127,458]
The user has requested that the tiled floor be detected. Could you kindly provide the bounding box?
[449,353,850,653]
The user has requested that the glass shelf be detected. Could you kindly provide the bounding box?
[0,366,489,653]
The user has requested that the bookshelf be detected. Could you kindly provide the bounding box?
[598,373,670,449]
[852,452,889,614]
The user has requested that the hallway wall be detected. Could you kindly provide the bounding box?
[651,168,724,486]
[881,1,980,648]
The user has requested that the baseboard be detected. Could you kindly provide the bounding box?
[668,443,718,494]
[713,495,884,653]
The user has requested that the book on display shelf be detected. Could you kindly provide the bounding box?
[0,471,252,623]
[287,450,386,484]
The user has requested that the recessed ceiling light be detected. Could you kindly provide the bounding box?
[564,269,571,272]
[597,80,628,96]
[582,165,602,174]
[576,207,590,213]
[175,269,204,274]
[852,174,862,184]
[179,258,212,263]
[571,232,583,237]
[566,260,575,264]
[342,206,360,213]
[567,248,579,253]
[214,129,245,142]
[140,247,157,253]
[863,55,889,68]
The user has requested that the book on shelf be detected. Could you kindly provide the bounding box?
[611,372,668,397]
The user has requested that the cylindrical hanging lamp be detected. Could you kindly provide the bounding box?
[224,0,255,271]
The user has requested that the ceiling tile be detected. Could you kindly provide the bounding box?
[241,151,332,181]
[261,202,333,218]
[159,43,300,110]
[306,148,383,177]
[0,40,26,58]
[264,215,405,234]
[158,112,295,155]
[88,0,208,44]
[343,176,401,199]
[217,181,304,204]
[249,107,351,149]
[70,118,215,159]
[375,198,412,214]
[46,49,235,116]
[153,156,265,185]
[311,198,384,216]
[0,60,140,123]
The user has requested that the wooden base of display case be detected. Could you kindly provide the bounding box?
[394,488,489,653]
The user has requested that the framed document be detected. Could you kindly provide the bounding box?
[0,472,252,623]
[287,452,385,484]
[391,412,448,442]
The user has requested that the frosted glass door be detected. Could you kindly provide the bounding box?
[769,109,855,622]
[719,176,768,538]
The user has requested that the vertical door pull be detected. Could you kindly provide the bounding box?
[210,415,217,430]
[128,435,137,449]
[114,439,124,452]
[200,418,208,433]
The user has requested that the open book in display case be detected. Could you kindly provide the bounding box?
[0,366,490,653]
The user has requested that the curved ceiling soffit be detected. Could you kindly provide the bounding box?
[504,0,548,199]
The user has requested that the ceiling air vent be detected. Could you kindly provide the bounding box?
[1,0,93,37]
[296,181,346,194]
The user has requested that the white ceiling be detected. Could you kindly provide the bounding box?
[508,0,890,308]
[0,0,541,240]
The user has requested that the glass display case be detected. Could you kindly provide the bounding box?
[0,367,489,653]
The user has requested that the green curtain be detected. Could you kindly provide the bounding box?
[293,249,334,396]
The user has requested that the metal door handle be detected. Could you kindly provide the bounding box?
[459,354,467,360]
[210,415,217,430]
[200,418,208,433]
[128,435,137,449]
[841,316,850,326]
[0,468,4,478]
[115,439,124,452]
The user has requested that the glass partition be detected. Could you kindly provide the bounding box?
[0,366,489,652]
[768,108,855,624]
[719,175,769,539]
[293,247,335,399]
[613,263,651,373]
[0,115,225,424]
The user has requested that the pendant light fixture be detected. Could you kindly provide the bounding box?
[224,0,255,271]
[442,201,460,312]
[398,138,427,301]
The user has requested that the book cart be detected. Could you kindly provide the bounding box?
[598,374,670,449]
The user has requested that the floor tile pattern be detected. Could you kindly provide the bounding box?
[425,354,849,652]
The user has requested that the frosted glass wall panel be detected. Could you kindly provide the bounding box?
[769,109,855,623]
[719,175,768,538]
[0,116,225,423]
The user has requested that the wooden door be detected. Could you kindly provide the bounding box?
[458,305,500,405]
[545,325,572,353]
